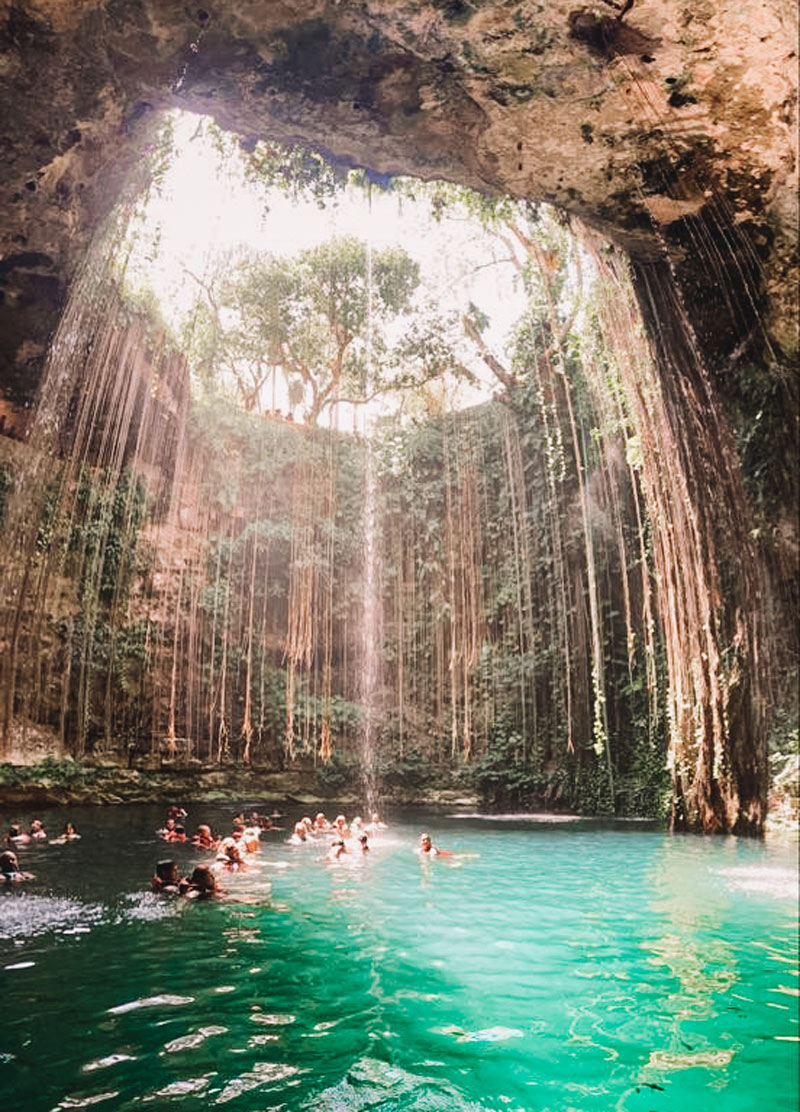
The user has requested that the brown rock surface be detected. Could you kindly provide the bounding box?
[0,0,796,399]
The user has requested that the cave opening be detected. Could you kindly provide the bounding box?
[0,107,675,814]
[1,101,778,838]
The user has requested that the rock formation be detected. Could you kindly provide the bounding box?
[0,1,795,397]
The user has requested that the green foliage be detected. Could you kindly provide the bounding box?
[0,758,107,789]
[768,705,799,824]
[730,360,798,517]
[393,177,540,233]
[69,469,148,602]
[238,134,351,207]
[315,751,359,794]
[467,729,543,808]
[183,235,471,424]
[568,761,615,816]
[376,749,445,793]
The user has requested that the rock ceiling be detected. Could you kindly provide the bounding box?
[0,0,796,400]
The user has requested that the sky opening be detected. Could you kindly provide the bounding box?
[122,110,530,428]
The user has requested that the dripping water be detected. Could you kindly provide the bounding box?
[359,193,381,813]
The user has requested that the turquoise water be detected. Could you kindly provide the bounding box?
[1,805,797,1111]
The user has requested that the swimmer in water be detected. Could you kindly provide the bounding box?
[191,824,217,850]
[5,824,31,846]
[151,859,181,894]
[51,821,81,844]
[181,865,217,898]
[288,821,309,845]
[218,842,247,871]
[332,814,350,839]
[324,839,348,863]
[359,833,370,855]
[313,812,330,833]
[366,812,387,835]
[241,823,261,853]
[1,850,34,883]
[417,832,442,856]
[29,819,48,841]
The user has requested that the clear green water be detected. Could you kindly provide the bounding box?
[1,805,797,1111]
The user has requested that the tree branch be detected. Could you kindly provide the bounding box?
[461,313,518,390]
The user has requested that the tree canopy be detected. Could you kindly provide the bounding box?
[184,235,472,424]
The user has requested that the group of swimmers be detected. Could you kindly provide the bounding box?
[288,811,386,859]
[150,807,407,898]
[2,818,81,883]
[4,805,451,891]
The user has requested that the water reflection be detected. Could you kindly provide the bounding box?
[635,838,739,1092]
[0,893,105,941]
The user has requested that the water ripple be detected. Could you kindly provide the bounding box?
[0,894,105,941]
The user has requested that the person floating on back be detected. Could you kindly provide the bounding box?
[5,824,31,846]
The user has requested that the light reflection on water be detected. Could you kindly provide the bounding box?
[0,804,797,1112]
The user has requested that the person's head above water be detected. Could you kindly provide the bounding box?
[156,859,179,885]
[1,849,20,873]
[188,865,216,893]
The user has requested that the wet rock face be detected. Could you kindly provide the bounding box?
[0,0,796,400]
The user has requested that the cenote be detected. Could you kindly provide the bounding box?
[1,805,798,1112]
[0,5,797,1110]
